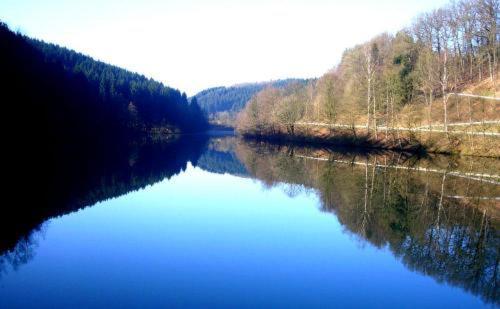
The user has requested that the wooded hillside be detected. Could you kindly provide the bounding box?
[237,0,499,155]
[0,22,208,146]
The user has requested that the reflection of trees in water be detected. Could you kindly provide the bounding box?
[197,137,248,177]
[0,223,48,278]
[235,140,499,305]
[1,135,208,269]
[279,183,314,199]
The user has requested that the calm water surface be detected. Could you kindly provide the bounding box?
[0,136,498,308]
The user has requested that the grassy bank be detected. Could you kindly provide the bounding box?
[241,126,500,157]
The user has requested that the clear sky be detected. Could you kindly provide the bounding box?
[0,0,449,95]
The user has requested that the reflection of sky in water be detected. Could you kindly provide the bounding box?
[0,164,491,308]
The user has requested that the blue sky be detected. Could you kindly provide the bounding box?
[0,0,449,94]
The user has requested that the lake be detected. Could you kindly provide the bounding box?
[0,135,498,308]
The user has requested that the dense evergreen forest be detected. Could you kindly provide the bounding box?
[0,22,208,149]
[194,79,310,126]
[236,0,499,156]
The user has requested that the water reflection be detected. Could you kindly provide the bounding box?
[234,140,499,305]
[1,135,498,306]
[1,135,208,267]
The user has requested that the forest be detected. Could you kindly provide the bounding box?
[0,21,208,151]
[236,0,499,156]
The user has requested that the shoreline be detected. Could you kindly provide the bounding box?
[238,130,500,158]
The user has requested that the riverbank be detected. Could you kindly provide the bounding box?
[240,126,500,157]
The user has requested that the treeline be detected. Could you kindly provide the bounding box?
[194,79,310,126]
[32,38,209,133]
[237,0,499,141]
[0,21,208,149]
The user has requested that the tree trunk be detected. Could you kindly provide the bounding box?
[385,87,389,135]
[428,89,433,130]
[442,50,448,133]
[488,51,493,82]
[367,77,371,130]
[373,94,378,138]
[443,94,448,134]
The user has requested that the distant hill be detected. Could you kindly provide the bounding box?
[194,79,311,126]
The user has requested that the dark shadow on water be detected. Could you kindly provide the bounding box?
[1,134,209,259]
